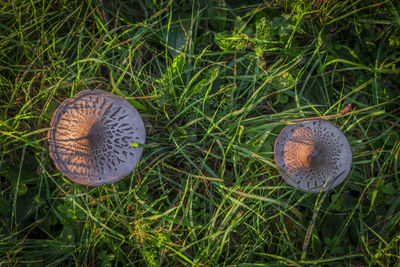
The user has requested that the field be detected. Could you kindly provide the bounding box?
[1,0,400,266]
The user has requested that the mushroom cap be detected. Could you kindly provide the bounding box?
[274,119,352,193]
[48,90,146,186]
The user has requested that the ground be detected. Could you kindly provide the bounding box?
[0,0,400,266]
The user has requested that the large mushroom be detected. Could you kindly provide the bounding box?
[274,119,352,193]
[48,90,146,186]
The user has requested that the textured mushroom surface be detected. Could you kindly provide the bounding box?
[274,119,352,193]
[48,90,145,186]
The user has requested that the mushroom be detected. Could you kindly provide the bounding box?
[48,90,146,186]
[274,119,352,193]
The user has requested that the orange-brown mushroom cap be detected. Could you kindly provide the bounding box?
[48,90,146,186]
[274,119,352,193]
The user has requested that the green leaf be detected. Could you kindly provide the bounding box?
[214,32,232,51]
[127,99,149,112]
[18,183,27,195]
[167,18,190,58]
[208,0,227,31]
[59,226,75,243]
[171,53,186,77]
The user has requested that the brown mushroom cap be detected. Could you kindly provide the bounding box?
[48,90,146,186]
[274,119,352,193]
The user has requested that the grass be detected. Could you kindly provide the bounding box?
[1,0,400,265]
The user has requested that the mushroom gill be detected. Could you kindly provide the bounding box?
[48,90,146,186]
[274,119,352,193]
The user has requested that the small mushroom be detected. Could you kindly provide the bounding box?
[274,119,352,193]
[48,90,146,186]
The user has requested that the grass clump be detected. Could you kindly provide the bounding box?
[1,0,400,266]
